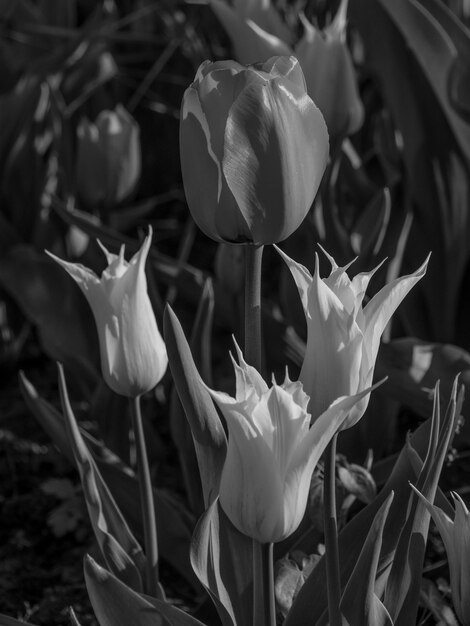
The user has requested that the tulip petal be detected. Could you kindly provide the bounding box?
[275,245,312,313]
[294,381,384,478]
[300,254,363,415]
[218,404,286,543]
[97,239,120,266]
[120,291,167,397]
[196,65,244,166]
[180,87,225,241]
[350,262,386,319]
[223,78,328,243]
[231,338,269,399]
[260,56,307,91]
[104,237,147,311]
[362,255,430,365]
[210,0,291,65]
[45,252,99,287]
[280,371,310,413]
[261,385,310,474]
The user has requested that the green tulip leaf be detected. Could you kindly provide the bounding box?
[339,493,395,626]
[19,371,198,591]
[383,379,463,625]
[164,305,227,508]
[190,499,253,626]
[57,363,146,592]
[285,382,460,625]
[84,555,205,626]
[169,279,215,517]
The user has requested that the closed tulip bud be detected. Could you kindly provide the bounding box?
[180,56,329,244]
[76,104,141,210]
[295,0,364,138]
[411,486,470,625]
[207,341,377,543]
[47,227,167,397]
[277,245,429,429]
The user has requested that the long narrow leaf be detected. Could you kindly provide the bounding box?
[285,398,453,625]
[383,379,463,625]
[84,556,206,626]
[170,279,215,517]
[57,363,145,592]
[19,371,198,590]
[190,500,253,626]
[164,305,227,507]
[339,493,395,626]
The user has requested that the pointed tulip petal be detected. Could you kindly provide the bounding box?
[223,79,328,243]
[363,254,430,364]
[275,245,312,313]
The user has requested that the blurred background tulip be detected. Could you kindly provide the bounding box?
[47,227,167,398]
[180,56,328,244]
[75,104,141,212]
[296,0,364,138]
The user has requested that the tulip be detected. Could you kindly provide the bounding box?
[207,341,378,543]
[210,0,363,137]
[76,104,141,210]
[180,55,329,244]
[411,486,470,625]
[277,246,429,429]
[47,227,167,397]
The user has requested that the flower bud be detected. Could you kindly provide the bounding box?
[180,56,328,244]
[47,227,167,397]
[296,0,364,138]
[76,104,141,210]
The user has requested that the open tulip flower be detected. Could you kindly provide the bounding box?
[180,55,329,244]
[206,341,379,543]
[47,227,167,398]
[210,0,363,137]
[411,486,470,626]
[277,246,429,429]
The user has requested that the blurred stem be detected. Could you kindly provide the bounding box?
[244,244,264,370]
[324,432,343,626]
[130,395,162,599]
[252,541,276,626]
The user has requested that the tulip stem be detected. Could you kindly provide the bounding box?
[252,541,276,626]
[244,244,264,371]
[324,432,343,626]
[130,395,163,600]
